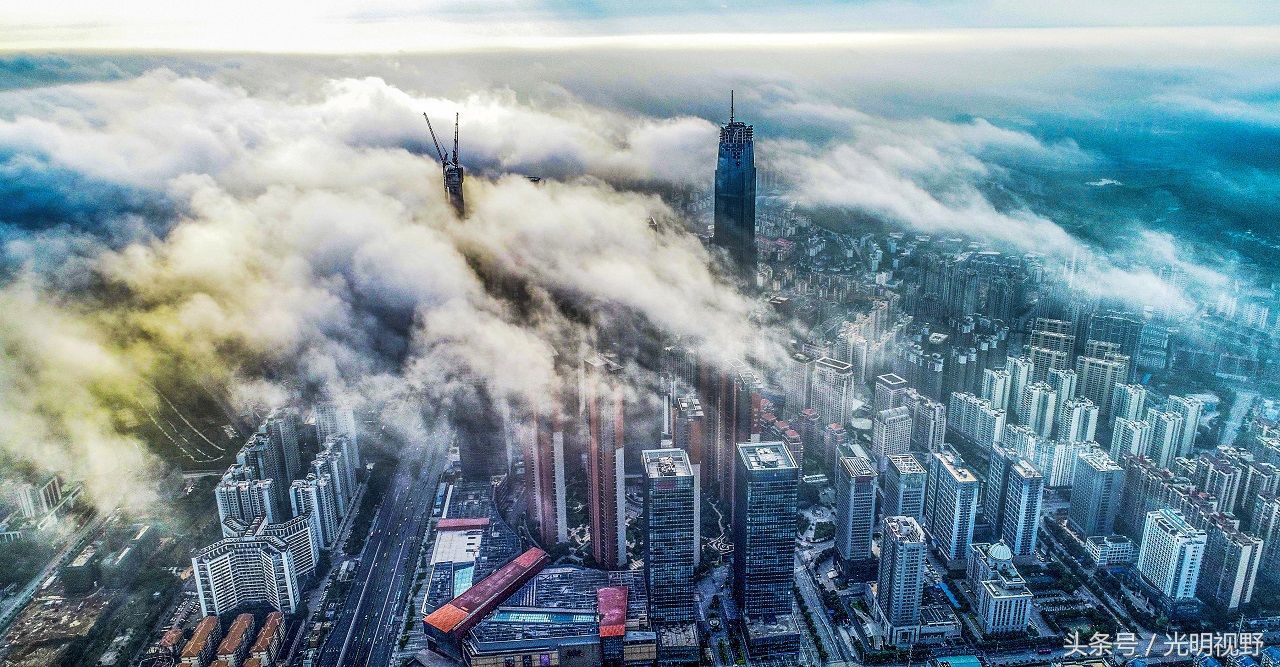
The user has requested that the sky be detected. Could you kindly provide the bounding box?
[0,4,1278,510]
[4,1,1280,52]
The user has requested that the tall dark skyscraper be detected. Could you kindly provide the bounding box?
[713,92,757,280]
[585,354,627,569]
[455,382,507,482]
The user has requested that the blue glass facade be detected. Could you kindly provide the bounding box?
[714,107,757,280]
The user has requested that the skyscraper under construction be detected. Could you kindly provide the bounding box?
[713,92,757,281]
[424,112,465,217]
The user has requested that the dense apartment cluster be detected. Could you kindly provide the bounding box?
[193,404,362,618]
[453,98,1280,666]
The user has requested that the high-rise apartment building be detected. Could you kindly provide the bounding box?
[1136,508,1205,601]
[871,406,912,470]
[1197,518,1261,611]
[527,404,570,546]
[192,515,317,617]
[1145,408,1185,468]
[812,357,855,427]
[981,368,1012,412]
[1069,447,1123,538]
[1111,417,1152,460]
[1056,397,1098,444]
[1087,312,1144,378]
[1047,368,1078,422]
[834,456,877,572]
[1166,395,1203,458]
[875,516,926,647]
[1019,382,1057,438]
[907,391,947,453]
[215,466,279,537]
[1076,353,1127,420]
[874,373,911,413]
[999,459,1043,563]
[1004,356,1033,422]
[782,352,813,417]
[883,454,927,521]
[1110,384,1148,422]
[264,408,302,484]
[925,450,980,567]
[947,392,1006,450]
[585,354,627,569]
[289,474,339,548]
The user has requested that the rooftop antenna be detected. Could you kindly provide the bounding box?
[422,113,446,165]
[730,89,735,124]
[452,112,460,164]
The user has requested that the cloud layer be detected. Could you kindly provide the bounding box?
[0,70,771,509]
[0,50,1264,509]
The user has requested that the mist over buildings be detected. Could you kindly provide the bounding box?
[0,37,1275,510]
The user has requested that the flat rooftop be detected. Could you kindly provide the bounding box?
[424,547,549,636]
[933,451,976,483]
[883,516,925,543]
[641,449,694,478]
[887,454,925,474]
[465,567,650,652]
[738,441,797,472]
[877,373,908,387]
[840,456,875,480]
[1010,459,1041,479]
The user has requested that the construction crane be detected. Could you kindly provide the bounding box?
[423,112,465,217]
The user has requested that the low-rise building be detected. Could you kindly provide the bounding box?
[966,542,1033,636]
[180,616,222,667]
[1085,535,1136,567]
[214,613,254,667]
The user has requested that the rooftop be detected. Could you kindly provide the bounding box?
[465,566,650,652]
[216,613,253,656]
[1078,447,1122,472]
[597,586,628,638]
[933,655,982,667]
[933,451,977,483]
[437,517,491,531]
[738,441,797,472]
[249,612,283,653]
[181,616,220,660]
[887,454,926,474]
[1010,459,1041,480]
[656,622,698,648]
[641,449,694,478]
[884,515,925,543]
[814,356,853,372]
[424,547,549,636]
[877,373,908,387]
[840,456,876,480]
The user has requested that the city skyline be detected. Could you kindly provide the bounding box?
[2,4,1280,666]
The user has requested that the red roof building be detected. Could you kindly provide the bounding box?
[597,586,628,638]
[424,547,549,637]
[436,517,491,531]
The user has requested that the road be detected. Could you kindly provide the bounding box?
[794,550,855,664]
[315,457,435,667]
